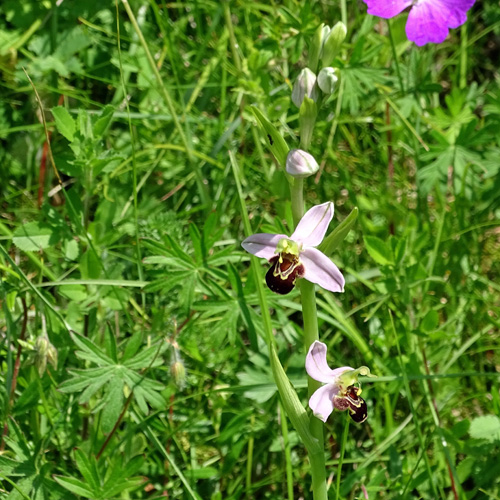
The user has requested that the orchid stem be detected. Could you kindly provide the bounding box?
[299,279,327,500]
[290,178,304,227]
[290,163,327,499]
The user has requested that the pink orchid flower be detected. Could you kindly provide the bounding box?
[241,202,344,295]
[306,341,371,423]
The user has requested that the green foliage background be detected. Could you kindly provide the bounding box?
[1,0,500,498]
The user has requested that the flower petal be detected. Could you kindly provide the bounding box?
[241,233,288,260]
[308,384,339,423]
[291,202,333,247]
[406,0,475,46]
[300,247,345,292]
[306,341,353,384]
[362,0,412,18]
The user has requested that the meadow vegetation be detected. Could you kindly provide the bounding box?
[1,0,500,498]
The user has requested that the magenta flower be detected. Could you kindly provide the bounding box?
[306,341,371,423]
[362,0,476,46]
[241,202,344,295]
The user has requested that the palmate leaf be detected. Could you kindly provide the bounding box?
[59,332,167,430]
[55,453,144,499]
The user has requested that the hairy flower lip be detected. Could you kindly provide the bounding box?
[241,202,345,294]
[306,341,370,423]
[362,0,476,46]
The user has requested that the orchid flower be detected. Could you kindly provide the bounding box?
[362,0,476,46]
[241,202,344,295]
[306,341,371,423]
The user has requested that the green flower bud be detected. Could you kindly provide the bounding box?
[286,149,319,178]
[298,96,318,150]
[320,21,347,67]
[317,67,338,95]
[309,23,329,73]
[292,68,318,108]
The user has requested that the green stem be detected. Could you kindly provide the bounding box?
[336,417,350,499]
[310,452,328,500]
[290,178,304,226]
[290,162,327,499]
[299,279,327,499]
[387,20,405,94]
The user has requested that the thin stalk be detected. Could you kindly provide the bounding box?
[279,402,294,500]
[246,415,255,499]
[459,24,468,89]
[387,20,405,94]
[335,417,350,500]
[340,0,347,27]
[116,0,145,306]
[290,178,304,227]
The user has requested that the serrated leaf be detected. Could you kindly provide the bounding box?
[12,222,58,251]
[469,415,500,442]
[74,449,100,491]
[53,476,95,497]
[101,376,124,434]
[71,331,114,366]
[52,106,76,141]
[363,235,394,266]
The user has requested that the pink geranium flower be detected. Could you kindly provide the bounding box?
[362,0,476,46]
[242,202,344,295]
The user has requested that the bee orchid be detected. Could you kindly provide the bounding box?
[306,341,371,423]
[242,202,345,295]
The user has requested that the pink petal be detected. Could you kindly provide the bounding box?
[362,0,412,18]
[308,384,339,423]
[241,233,288,260]
[435,0,475,28]
[300,247,345,293]
[306,341,353,384]
[291,202,333,247]
[406,0,475,46]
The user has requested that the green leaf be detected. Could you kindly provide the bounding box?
[93,105,115,137]
[421,310,439,333]
[12,222,58,251]
[469,415,500,442]
[53,476,95,497]
[74,449,100,491]
[101,376,124,434]
[71,331,114,366]
[52,106,76,141]
[249,106,289,167]
[319,207,358,256]
[363,235,394,266]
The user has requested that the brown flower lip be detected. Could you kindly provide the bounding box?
[265,255,305,295]
[333,385,367,423]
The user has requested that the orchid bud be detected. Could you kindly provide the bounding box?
[309,23,329,73]
[291,68,318,108]
[321,21,347,67]
[286,149,319,178]
[317,67,338,95]
[299,96,317,150]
